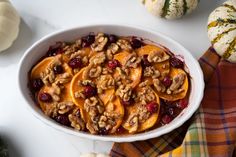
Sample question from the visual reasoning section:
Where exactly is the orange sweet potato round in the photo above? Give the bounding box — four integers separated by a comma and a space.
156, 68, 189, 101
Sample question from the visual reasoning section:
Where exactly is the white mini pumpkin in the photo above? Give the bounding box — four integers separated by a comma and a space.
142, 0, 199, 19
208, 0, 236, 63
0, 0, 20, 52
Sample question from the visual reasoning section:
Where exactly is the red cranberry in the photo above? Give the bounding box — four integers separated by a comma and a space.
47, 42, 63, 56
130, 38, 143, 49
161, 114, 173, 124
170, 57, 184, 68
31, 78, 44, 91
53, 65, 64, 74
116, 126, 125, 134
107, 59, 120, 70
39, 92, 52, 102
108, 34, 118, 43
162, 76, 172, 87
82, 34, 95, 47
98, 127, 109, 135
141, 55, 151, 67
83, 85, 97, 98
146, 102, 158, 113
54, 115, 70, 126
176, 99, 188, 109
68, 58, 83, 69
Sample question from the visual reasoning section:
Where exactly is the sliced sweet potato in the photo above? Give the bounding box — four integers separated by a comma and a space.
62, 47, 95, 62
70, 68, 115, 108
137, 45, 170, 76
156, 68, 189, 101
122, 87, 160, 133
31, 57, 55, 79
106, 96, 124, 134
113, 51, 142, 88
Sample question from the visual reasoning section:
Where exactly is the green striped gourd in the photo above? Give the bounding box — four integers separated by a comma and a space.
142, 0, 199, 19
208, 0, 236, 63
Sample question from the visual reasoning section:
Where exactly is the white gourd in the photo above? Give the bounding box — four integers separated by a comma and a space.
0, 0, 20, 52
142, 0, 199, 19
208, 0, 236, 63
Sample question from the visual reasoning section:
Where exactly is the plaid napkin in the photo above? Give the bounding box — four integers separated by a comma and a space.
110, 47, 236, 157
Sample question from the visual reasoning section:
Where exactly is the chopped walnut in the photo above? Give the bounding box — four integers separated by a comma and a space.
125, 53, 141, 68
97, 74, 115, 91
147, 50, 170, 63
57, 101, 74, 114
89, 52, 106, 65
167, 73, 185, 94
106, 43, 119, 60
78, 79, 95, 87
64, 39, 81, 55
137, 85, 156, 105
86, 122, 99, 134
40, 67, 55, 85
137, 104, 150, 123
143, 66, 160, 78
83, 65, 102, 79
116, 84, 132, 102
55, 72, 72, 84
44, 102, 58, 117
69, 108, 85, 131
91, 33, 108, 52
40, 56, 63, 85
126, 114, 138, 133
74, 90, 85, 99
153, 78, 166, 93
117, 39, 132, 51
84, 97, 105, 121
48, 83, 62, 102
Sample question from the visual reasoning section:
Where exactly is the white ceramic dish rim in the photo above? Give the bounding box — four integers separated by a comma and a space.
18, 24, 204, 142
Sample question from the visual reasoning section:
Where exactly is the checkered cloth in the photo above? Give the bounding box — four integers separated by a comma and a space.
110, 48, 236, 157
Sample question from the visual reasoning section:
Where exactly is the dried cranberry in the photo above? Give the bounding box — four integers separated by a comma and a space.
108, 34, 118, 43
82, 34, 95, 47
107, 59, 120, 70
54, 115, 70, 126
47, 42, 63, 56
146, 102, 158, 113
116, 126, 125, 134
141, 55, 151, 67
170, 57, 184, 68
162, 76, 172, 87
130, 38, 143, 49
53, 65, 64, 74
39, 92, 52, 102
98, 127, 109, 135
161, 114, 173, 124
83, 85, 97, 98
31, 78, 44, 91
68, 58, 83, 69
176, 99, 188, 109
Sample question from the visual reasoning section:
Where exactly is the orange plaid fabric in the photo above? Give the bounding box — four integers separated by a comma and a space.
110, 48, 236, 157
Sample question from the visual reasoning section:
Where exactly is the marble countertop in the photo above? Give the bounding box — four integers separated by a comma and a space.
0, 0, 224, 156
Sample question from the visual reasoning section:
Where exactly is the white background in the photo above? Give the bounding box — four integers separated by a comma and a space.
0, 0, 225, 156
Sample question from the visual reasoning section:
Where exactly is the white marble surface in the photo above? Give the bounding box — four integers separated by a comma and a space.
0, 0, 224, 156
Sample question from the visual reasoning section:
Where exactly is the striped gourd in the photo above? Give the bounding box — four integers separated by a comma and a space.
142, 0, 199, 19
208, 0, 236, 63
